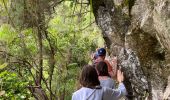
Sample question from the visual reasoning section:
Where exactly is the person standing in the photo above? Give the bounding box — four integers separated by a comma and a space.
72, 65, 126, 100
94, 48, 117, 79
96, 61, 115, 89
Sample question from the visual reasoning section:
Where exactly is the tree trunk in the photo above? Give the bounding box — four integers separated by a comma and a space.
91, 0, 170, 99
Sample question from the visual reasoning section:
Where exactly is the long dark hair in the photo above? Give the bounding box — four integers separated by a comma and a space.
96, 61, 110, 77
79, 65, 100, 88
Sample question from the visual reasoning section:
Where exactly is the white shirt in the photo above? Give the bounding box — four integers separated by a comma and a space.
72, 83, 127, 100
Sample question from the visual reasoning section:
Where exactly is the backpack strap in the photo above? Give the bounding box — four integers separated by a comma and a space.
86, 86, 102, 100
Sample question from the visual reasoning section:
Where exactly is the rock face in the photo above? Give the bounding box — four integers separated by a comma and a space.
92, 0, 170, 99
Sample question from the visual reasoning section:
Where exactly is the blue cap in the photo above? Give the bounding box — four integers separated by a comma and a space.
97, 48, 106, 56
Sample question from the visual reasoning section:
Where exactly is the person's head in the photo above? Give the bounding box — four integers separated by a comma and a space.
79, 65, 100, 88
97, 48, 106, 59
96, 61, 110, 77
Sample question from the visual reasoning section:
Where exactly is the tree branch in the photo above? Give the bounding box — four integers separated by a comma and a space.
2, 0, 16, 28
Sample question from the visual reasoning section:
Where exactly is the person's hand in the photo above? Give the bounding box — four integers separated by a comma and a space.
117, 69, 124, 83
108, 56, 117, 79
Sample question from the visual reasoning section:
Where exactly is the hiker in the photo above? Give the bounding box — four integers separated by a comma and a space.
96, 61, 115, 89
93, 48, 117, 78
72, 65, 126, 100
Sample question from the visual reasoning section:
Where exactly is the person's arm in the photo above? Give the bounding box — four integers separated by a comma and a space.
105, 60, 116, 79
103, 70, 127, 99
114, 82, 127, 98
114, 69, 127, 98
103, 83, 127, 100
105, 60, 113, 72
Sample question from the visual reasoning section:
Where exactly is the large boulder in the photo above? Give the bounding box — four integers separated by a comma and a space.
92, 0, 170, 99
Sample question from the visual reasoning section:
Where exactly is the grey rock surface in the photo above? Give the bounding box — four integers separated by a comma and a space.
92, 0, 170, 99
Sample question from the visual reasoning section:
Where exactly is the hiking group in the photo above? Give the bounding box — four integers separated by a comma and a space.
72, 48, 127, 100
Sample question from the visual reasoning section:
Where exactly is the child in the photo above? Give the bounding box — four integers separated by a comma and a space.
96, 61, 115, 89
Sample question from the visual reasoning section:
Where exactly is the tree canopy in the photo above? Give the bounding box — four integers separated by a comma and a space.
0, 0, 104, 99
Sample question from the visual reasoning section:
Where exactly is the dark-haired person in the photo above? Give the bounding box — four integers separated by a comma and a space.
94, 48, 117, 78
72, 65, 126, 100
96, 61, 115, 89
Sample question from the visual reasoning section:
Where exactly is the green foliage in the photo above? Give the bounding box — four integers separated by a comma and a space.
0, 63, 8, 69
46, 2, 103, 99
0, 0, 104, 99
0, 0, 8, 16
54, 63, 80, 100
0, 70, 31, 99
0, 24, 17, 44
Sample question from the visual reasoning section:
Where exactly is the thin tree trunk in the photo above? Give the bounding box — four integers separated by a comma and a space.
44, 30, 56, 100
29, 0, 49, 99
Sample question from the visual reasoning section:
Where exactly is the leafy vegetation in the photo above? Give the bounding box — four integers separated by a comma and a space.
0, 70, 30, 99
0, 0, 104, 99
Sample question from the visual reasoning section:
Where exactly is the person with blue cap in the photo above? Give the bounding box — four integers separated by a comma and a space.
93, 48, 117, 79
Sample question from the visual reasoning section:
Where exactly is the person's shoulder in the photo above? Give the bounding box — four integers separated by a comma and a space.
104, 60, 112, 69
72, 90, 79, 96
104, 60, 109, 63
72, 90, 78, 100
104, 60, 111, 65
72, 88, 84, 99
73, 88, 83, 95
